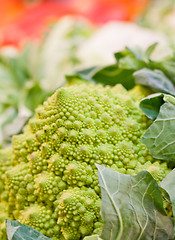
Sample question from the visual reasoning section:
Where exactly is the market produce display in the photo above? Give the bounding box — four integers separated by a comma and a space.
1, 1, 175, 240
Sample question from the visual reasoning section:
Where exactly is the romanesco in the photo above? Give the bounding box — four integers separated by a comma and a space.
0, 82, 172, 240
0, 202, 8, 240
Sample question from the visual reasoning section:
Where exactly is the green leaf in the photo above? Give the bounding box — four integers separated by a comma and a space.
67, 44, 171, 91
164, 94, 175, 105
6, 219, 52, 240
114, 47, 147, 70
66, 66, 97, 82
155, 59, 175, 86
114, 51, 126, 63
118, 55, 146, 70
160, 169, 175, 226
134, 68, 175, 96
141, 96, 175, 163
96, 164, 174, 240
126, 46, 146, 61
139, 93, 165, 120
25, 83, 49, 111
118, 44, 157, 63
145, 42, 158, 59
92, 65, 135, 89
67, 64, 135, 90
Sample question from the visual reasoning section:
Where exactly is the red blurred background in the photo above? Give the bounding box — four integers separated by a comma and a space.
0, 0, 150, 47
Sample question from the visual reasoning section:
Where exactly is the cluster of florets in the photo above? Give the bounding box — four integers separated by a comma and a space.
0, 82, 171, 240
56, 187, 102, 240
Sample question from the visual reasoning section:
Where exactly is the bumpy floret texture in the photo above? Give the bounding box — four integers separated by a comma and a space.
0, 148, 12, 202
56, 187, 101, 240
18, 204, 61, 240
0, 82, 171, 239
0, 202, 8, 240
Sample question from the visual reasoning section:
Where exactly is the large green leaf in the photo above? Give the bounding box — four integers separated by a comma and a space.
66, 64, 135, 90
154, 58, 175, 85
139, 93, 164, 120
134, 68, 175, 96
160, 169, 175, 226
6, 219, 52, 240
96, 164, 174, 240
91, 65, 135, 89
141, 96, 175, 163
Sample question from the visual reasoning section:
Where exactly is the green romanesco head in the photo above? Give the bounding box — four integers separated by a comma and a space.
0, 81, 172, 240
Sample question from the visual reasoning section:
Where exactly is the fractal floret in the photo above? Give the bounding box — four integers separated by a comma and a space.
0, 81, 171, 240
